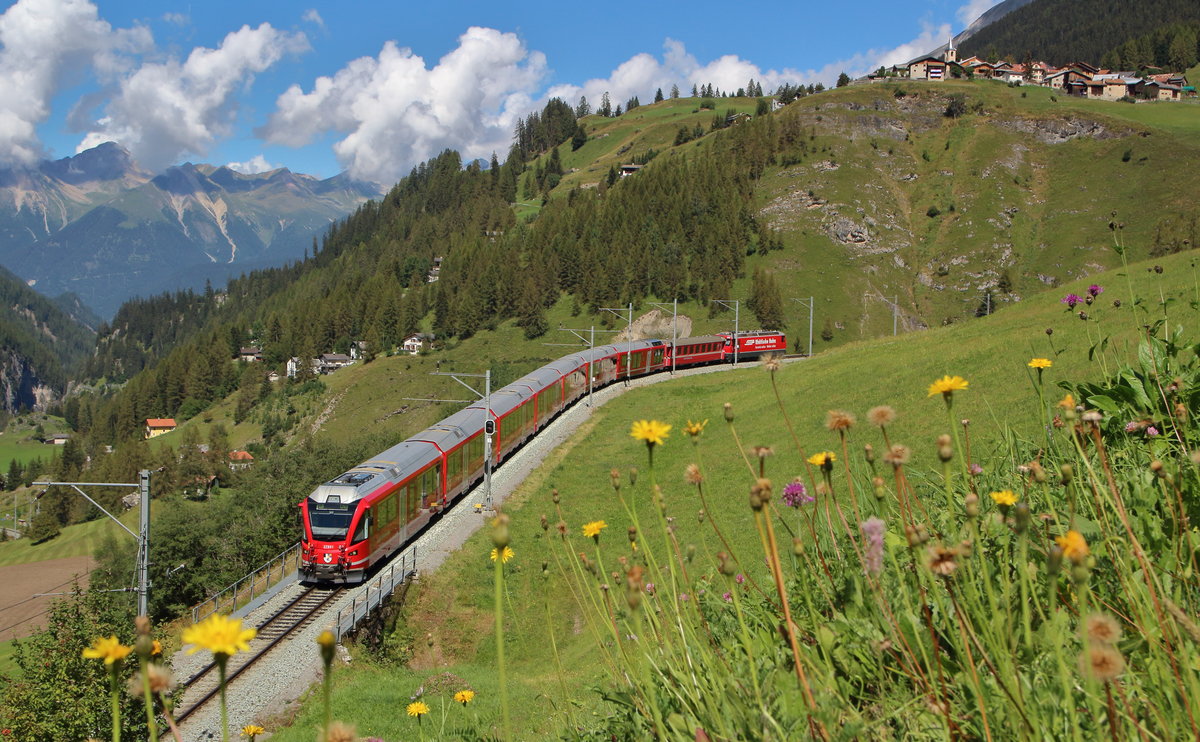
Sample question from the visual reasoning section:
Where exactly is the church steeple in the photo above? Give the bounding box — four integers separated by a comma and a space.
944, 35, 958, 64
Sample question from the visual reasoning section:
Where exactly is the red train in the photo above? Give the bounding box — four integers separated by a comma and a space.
299, 331, 785, 583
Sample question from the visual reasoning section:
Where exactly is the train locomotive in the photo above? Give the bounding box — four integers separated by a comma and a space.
299, 330, 785, 584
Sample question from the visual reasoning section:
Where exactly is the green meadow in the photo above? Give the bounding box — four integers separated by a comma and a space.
266, 244, 1200, 739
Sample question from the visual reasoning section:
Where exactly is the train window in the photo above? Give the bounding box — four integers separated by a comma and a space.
307, 498, 355, 541
352, 510, 370, 542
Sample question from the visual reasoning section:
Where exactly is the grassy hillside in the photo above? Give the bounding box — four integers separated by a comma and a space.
506, 83, 1200, 349
266, 238, 1200, 739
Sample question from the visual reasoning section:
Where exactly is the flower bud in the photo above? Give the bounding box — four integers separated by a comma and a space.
552, 488, 561, 504
540, 514, 548, 531
697, 509, 706, 523
1071, 561, 1090, 586
1048, 545, 1063, 577
749, 490, 763, 511
1150, 460, 1165, 478
938, 444, 954, 462
864, 443, 875, 463
753, 478, 772, 504
1013, 502, 1031, 534
686, 544, 696, 563
793, 538, 804, 557
723, 402, 734, 422
628, 526, 638, 543
964, 492, 979, 519
872, 476, 886, 500
905, 525, 921, 548
1030, 462, 1047, 484
491, 513, 510, 548
1059, 464, 1073, 485
317, 630, 336, 667
629, 468, 638, 487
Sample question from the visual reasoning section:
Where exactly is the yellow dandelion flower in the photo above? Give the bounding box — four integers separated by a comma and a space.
630, 419, 671, 446
150, 639, 162, 656
989, 490, 1018, 507
182, 613, 257, 657
240, 724, 266, 738
807, 451, 836, 467
490, 546, 514, 563
582, 520, 608, 539
927, 375, 969, 398
82, 636, 133, 665
1056, 530, 1089, 563
1028, 358, 1052, 369
454, 689, 476, 706
683, 419, 708, 437
1057, 393, 1076, 409
407, 700, 430, 717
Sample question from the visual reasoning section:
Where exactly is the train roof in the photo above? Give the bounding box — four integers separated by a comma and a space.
309, 441, 440, 505
510, 365, 565, 392
470, 385, 532, 417
675, 334, 727, 345
411, 406, 486, 450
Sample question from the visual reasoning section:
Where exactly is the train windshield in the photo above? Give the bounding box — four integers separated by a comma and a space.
307, 499, 356, 541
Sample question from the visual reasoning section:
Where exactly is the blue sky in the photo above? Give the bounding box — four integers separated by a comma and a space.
2, 0, 1001, 185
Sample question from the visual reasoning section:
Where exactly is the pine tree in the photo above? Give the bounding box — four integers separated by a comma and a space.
575, 95, 590, 118
654, 88, 664, 103
598, 92, 612, 117
670, 83, 680, 99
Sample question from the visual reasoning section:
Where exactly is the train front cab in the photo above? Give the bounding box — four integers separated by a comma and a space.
301, 471, 379, 585
301, 444, 441, 584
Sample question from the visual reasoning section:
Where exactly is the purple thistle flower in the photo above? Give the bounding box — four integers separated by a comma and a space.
735, 573, 745, 585
782, 481, 814, 507
968, 463, 983, 476
1146, 426, 1159, 437
644, 582, 655, 595
1061, 293, 1083, 309
860, 517, 886, 577
1124, 421, 1139, 433
1088, 284, 1103, 297
680, 593, 689, 602
722, 591, 732, 602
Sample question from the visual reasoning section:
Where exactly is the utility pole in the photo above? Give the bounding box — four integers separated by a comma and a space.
600, 303, 634, 383
648, 299, 678, 374
792, 297, 814, 357
406, 370, 494, 508
33, 471, 151, 617
710, 299, 740, 365
557, 326, 619, 406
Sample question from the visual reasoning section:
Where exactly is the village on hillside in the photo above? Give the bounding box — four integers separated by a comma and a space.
871, 38, 1194, 102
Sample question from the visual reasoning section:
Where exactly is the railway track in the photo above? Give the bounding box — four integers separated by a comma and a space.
175, 585, 341, 725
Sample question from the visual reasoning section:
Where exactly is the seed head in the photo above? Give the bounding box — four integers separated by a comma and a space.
867, 405, 896, 427
825, 409, 855, 432
884, 444, 911, 467
1079, 644, 1125, 682
1085, 613, 1123, 645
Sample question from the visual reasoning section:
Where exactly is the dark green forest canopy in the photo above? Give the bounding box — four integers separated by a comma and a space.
962, 0, 1200, 69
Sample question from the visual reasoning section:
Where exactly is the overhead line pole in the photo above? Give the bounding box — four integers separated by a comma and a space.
710, 299, 740, 365
648, 299, 678, 375
416, 370, 495, 509
33, 471, 150, 617
791, 297, 814, 357
599, 303, 634, 384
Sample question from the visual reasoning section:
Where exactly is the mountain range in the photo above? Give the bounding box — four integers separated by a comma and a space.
0, 143, 382, 318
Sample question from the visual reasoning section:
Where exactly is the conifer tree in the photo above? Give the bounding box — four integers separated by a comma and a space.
654, 87, 664, 102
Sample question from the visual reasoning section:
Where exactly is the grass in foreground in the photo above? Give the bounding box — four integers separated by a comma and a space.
259, 246, 1200, 741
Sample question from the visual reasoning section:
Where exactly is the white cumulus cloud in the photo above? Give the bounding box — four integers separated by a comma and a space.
262, 26, 548, 185
545, 39, 815, 114
0, 0, 150, 167
78, 23, 309, 171
302, 9, 324, 28
226, 154, 280, 174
